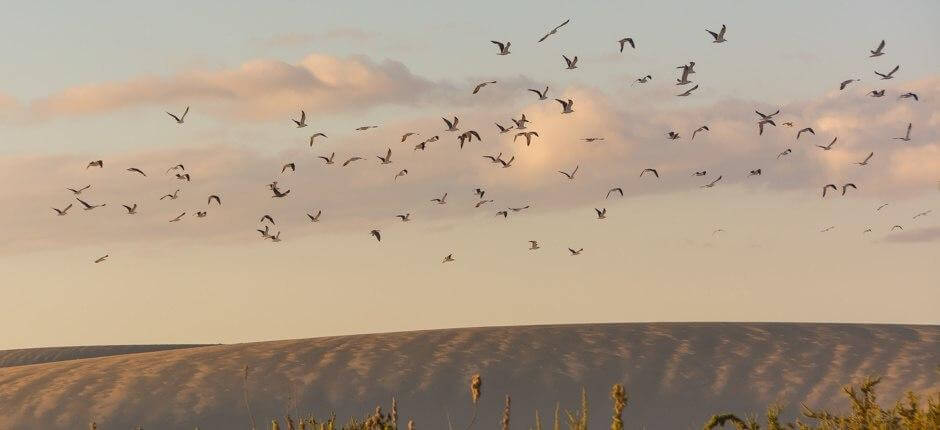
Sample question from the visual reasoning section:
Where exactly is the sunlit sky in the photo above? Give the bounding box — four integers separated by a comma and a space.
1, 1, 938, 349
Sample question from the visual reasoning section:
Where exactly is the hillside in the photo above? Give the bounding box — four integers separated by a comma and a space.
0, 323, 937, 429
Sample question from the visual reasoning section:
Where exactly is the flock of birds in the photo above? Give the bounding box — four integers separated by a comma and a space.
49, 20, 932, 264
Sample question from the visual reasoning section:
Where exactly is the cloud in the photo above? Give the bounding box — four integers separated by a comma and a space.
883, 226, 940, 243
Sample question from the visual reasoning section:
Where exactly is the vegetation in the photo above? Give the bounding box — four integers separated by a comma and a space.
89, 375, 938, 430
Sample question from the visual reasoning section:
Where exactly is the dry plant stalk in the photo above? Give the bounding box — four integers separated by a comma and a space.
502, 395, 511, 430
610, 384, 627, 430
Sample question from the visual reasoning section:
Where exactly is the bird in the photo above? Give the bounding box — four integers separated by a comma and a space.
514, 131, 539, 146
475, 199, 494, 208
863, 228, 872, 234
499, 156, 515, 168
166, 106, 189, 124
400, 132, 417, 142
712, 229, 725, 236
527, 87, 549, 100
874, 65, 899, 80
496, 210, 509, 218
893, 123, 912, 141
558, 165, 579, 180
816, 137, 837, 150
676, 62, 695, 82
706, 24, 727, 43
495, 122, 514, 134
755, 110, 780, 121
667, 131, 681, 140
52, 204, 73, 216
877, 203, 889, 211
869, 89, 886, 97
122, 203, 137, 214
855, 152, 874, 166
511, 114, 530, 130
797, 127, 815, 139
691, 126, 709, 140
562, 55, 578, 69
913, 210, 932, 220
568, 248, 583, 256
270, 186, 290, 198
86, 160, 103, 169
431, 193, 448, 205
166, 163, 185, 173
474, 188, 486, 199
67, 185, 91, 195
891, 225, 903, 231
76, 197, 106, 210
442, 116, 459, 132
839, 79, 859, 90
257, 225, 271, 239
676, 85, 698, 97
175, 173, 191, 182
777, 149, 792, 159
507, 205, 530, 214
538, 19, 570, 43
702, 176, 722, 188
528, 240, 540, 250
758, 119, 776, 136
483, 153, 503, 164
355, 125, 378, 131
491, 40, 511, 55
821, 226, 836, 233
94, 255, 109, 264
472, 81, 497, 94
281, 163, 296, 173
370, 229, 382, 242
195, 211, 207, 218
342, 157, 364, 167
309, 133, 327, 146
377, 148, 393, 164
126, 167, 146, 176
606, 188, 623, 199
822, 184, 838, 197
457, 130, 481, 148
583, 137, 604, 142
555, 98, 574, 113
842, 183, 857, 196
204, 195, 221, 206
396, 213, 411, 222
307, 210, 322, 222
160, 189, 180, 200
260, 215, 276, 225
748, 169, 762, 177
394, 169, 408, 180
618, 37, 635, 52
693, 171, 707, 176
595, 208, 607, 219
169, 212, 186, 222
640, 168, 659, 178
898, 92, 919, 101
442, 254, 455, 263
292, 110, 307, 128
318, 152, 336, 165
870, 40, 886, 57
633, 75, 653, 85
269, 231, 282, 242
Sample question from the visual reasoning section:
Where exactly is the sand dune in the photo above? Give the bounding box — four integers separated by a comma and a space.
0, 344, 212, 368
0, 323, 937, 429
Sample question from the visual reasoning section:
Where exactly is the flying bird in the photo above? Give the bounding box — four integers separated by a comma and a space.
855, 152, 874, 166
208, 195, 221, 205
281, 163, 296, 173
568, 248, 583, 256
67, 185, 91, 195
475, 199, 494, 208
606, 188, 623, 199
842, 183, 857, 196
640, 168, 659, 178
870, 40, 886, 57
309, 133, 327, 146
126, 167, 146, 176
877, 203, 889, 211
257, 225, 271, 239
122, 203, 137, 214
87, 160, 103, 169
514, 131, 539, 146
52, 204, 73, 216
499, 156, 515, 168
595, 208, 607, 219
633, 75, 653, 85
822, 184, 838, 197
370, 229, 382, 242
474, 188, 486, 199
175, 173, 191, 182
874, 65, 899, 80
355, 125, 378, 131
913, 210, 932, 220
538, 19, 570, 43
483, 153, 503, 164
691, 125, 709, 140
400, 132, 417, 142
748, 169, 762, 177
307, 210, 322, 222
821, 226, 836, 233
495, 122, 514, 134
491, 40, 511, 55
292, 110, 307, 128
618, 37, 635, 52
166, 106, 189, 124
839, 79, 859, 90
342, 156, 364, 167
195, 211, 207, 218
898, 92, 919, 101
558, 165, 579, 180
442, 254, 455, 263
166, 164, 185, 173
528, 240, 540, 250
891, 225, 903, 231
816, 137, 837, 150
431, 193, 448, 205
706, 24, 727, 43
457, 130, 481, 148
442, 116, 459, 131
318, 152, 336, 165
472, 81, 497, 94
377, 148, 393, 164
796, 127, 815, 139
693, 171, 707, 176
94, 255, 109, 264
892, 123, 912, 141
562, 55, 578, 69
270, 186, 291, 198
555, 98, 574, 113
667, 131, 681, 140
269, 231, 282, 242
160, 189, 180, 200
496, 210, 509, 219
260, 215, 276, 225
758, 119, 776, 135
394, 169, 408, 180
396, 213, 411, 222
869, 89, 886, 97
702, 176, 722, 188
583, 137, 604, 142
777, 149, 792, 159
511, 114, 530, 130
509, 205, 530, 213
755, 110, 780, 121
527, 87, 549, 100
169, 212, 186, 222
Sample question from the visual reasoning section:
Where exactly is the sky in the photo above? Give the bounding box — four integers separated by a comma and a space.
0, 0, 938, 350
